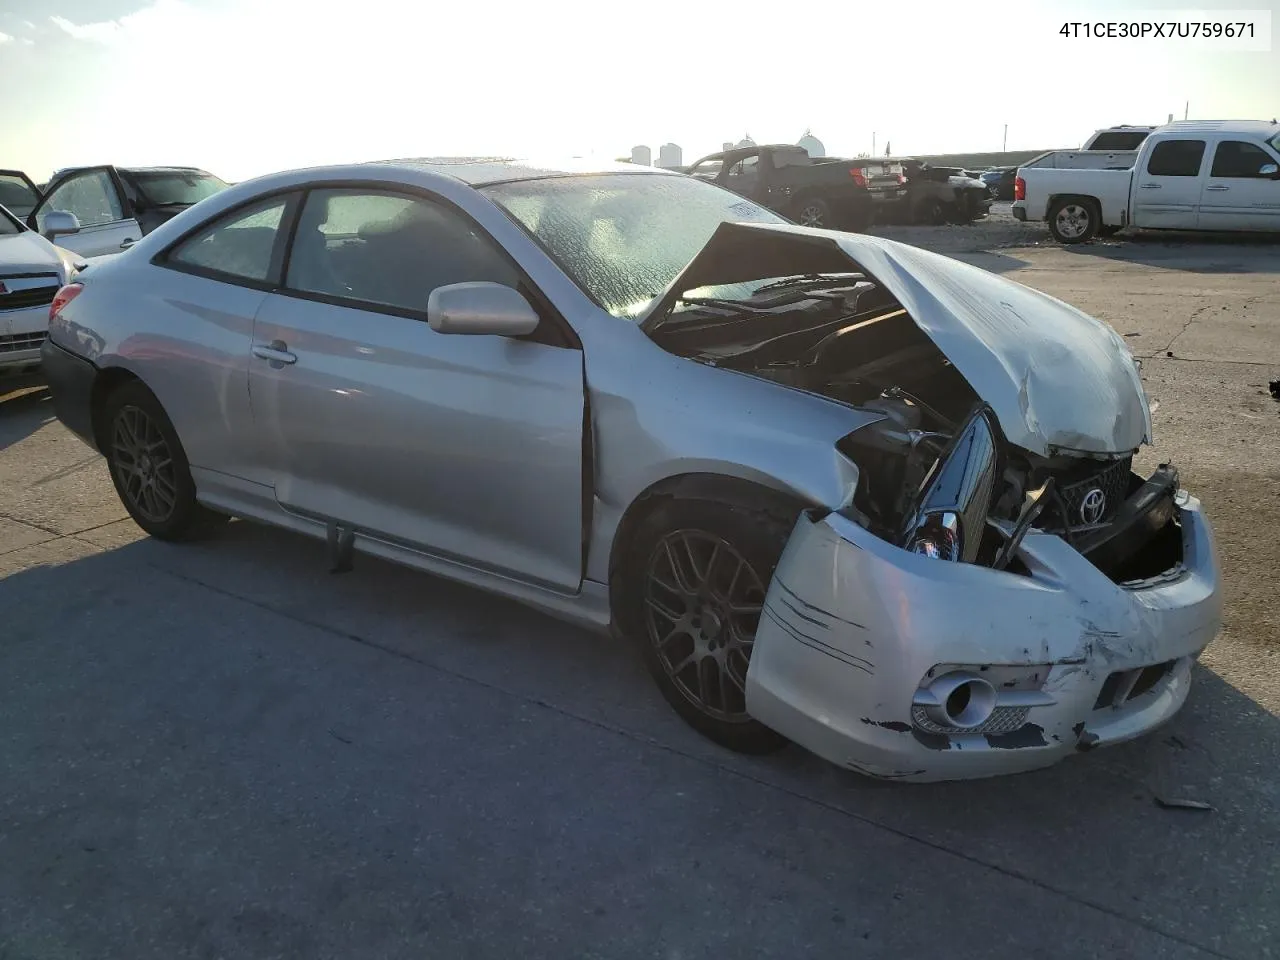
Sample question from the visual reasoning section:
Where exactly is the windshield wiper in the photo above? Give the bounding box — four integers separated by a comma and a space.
753, 272, 866, 294
675, 295, 774, 315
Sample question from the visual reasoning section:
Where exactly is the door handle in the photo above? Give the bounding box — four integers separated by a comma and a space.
252, 340, 297, 365
119, 237, 137, 249
1139, 183, 1162, 189
1204, 184, 1229, 191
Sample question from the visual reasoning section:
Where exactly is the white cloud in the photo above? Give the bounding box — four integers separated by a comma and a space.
50, 0, 200, 44
0, 31, 12, 44
22, 20, 37, 29
21, 38, 35, 45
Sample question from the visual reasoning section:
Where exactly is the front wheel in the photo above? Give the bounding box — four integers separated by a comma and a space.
1047, 198, 1100, 243
619, 498, 794, 754
102, 381, 226, 540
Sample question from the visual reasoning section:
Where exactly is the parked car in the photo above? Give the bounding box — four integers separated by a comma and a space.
26, 165, 228, 258
1014, 120, 1280, 242
980, 166, 1018, 200
0, 202, 83, 375
895, 159, 993, 224
686, 144, 905, 229
41, 158, 1222, 782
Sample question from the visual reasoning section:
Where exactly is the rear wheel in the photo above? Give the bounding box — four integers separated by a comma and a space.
102, 381, 226, 540
619, 497, 795, 754
1047, 198, 1100, 243
795, 197, 833, 229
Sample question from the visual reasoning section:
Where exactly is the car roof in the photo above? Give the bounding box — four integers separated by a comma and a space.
1153, 120, 1280, 138
372, 156, 676, 186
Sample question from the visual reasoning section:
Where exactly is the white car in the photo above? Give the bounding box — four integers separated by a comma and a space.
0, 203, 82, 374
1014, 120, 1280, 242
42, 158, 1222, 781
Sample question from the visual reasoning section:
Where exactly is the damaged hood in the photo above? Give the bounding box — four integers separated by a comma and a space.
644, 222, 1152, 458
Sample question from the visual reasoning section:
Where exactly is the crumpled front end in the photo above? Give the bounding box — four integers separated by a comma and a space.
744, 494, 1222, 782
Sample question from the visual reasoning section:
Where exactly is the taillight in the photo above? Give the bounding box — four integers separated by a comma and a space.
49, 283, 84, 323
1014, 176, 1026, 201
850, 169, 868, 188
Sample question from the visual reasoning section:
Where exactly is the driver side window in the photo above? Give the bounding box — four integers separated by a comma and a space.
1210, 141, 1278, 179
284, 189, 520, 316
41, 171, 124, 229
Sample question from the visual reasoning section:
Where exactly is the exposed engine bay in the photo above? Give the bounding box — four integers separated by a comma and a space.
649, 269, 1183, 585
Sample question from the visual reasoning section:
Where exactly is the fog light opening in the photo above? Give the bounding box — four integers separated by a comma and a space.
923, 673, 998, 730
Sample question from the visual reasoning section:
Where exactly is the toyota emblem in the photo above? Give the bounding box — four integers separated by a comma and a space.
1079, 488, 1107, 525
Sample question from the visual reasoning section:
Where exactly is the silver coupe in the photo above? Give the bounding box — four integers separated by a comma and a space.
41, 158, 1223, 781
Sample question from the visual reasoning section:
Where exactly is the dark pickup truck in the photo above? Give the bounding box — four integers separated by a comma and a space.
685, 145, 906, 230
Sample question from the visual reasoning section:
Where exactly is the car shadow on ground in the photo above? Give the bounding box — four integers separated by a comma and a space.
1062, 231, 1280, 274
2, 517, 1276, 955
0, 379, 53, 451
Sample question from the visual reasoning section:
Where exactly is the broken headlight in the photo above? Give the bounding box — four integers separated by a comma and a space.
900, 405, 1002, 563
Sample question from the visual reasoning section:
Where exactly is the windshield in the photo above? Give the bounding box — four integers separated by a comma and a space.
126, 170, 228, 206
481, 173, 786, 318
0, 173, 41, 219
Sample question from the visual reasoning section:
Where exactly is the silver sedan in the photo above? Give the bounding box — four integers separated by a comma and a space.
41, 158, 1223, 781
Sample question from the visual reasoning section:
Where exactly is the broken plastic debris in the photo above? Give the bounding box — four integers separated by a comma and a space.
1154, 796, 1213, 812
1268, 379, 1279, 400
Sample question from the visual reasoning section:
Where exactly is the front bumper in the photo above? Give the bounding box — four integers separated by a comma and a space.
0, 303, 49, 371
40, 339, 99, 450
744, 495, 1222, 782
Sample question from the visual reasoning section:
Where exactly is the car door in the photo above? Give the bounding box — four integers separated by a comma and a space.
723, 154, 764, 202
28, 167, 141, 257
1198, 139, 1280, 231
0, 170, 44, 220
1131, 139, 1207, 229
248, 187, 585, 592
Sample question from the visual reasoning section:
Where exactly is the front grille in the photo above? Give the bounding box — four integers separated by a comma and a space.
0, 331, 46, 354
0, 284, 59, 311
1093, 659, 1178, 710
1058, 456, 1132, 528
911, 704, 1030, 736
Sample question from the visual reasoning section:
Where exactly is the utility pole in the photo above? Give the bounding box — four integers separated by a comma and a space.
1003, 124, 1008, 152
872, 132, 876, 156
1184, 101, 1189, 120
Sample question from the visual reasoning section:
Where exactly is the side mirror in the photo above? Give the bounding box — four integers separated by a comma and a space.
42, 210, 81, 241
427, 281, 540, 337
1261, 162, 1280, 178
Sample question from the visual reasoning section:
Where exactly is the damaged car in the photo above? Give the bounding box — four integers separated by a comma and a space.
39, 159, 1222, 782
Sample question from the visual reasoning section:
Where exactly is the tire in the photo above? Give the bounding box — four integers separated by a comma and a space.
618, 496, 796, 754
794, 196, 833, 229
1047, 198, 1100, 244
1098, 225, 1122, 238
101, 380, 227, 540
916, 197, 947, 226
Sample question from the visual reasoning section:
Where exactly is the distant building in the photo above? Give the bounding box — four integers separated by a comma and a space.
797, 131, 825, 157
736, 134, 756, 148
657, 143, 683, 168
630, 145, 652, 166
722, 142, 734, 152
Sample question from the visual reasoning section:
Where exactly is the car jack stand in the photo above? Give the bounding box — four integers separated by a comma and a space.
327, 520, 355, 574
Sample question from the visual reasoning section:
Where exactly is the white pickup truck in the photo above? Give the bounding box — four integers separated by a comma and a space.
1013, 120, 1280, 243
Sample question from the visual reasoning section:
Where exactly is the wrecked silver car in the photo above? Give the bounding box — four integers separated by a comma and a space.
40, 160, 1222, 782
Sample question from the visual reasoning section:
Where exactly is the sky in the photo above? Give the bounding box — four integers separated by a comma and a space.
1, 0, 1276, 184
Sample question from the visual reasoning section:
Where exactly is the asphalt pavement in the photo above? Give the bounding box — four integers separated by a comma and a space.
1, 226, 1278, 960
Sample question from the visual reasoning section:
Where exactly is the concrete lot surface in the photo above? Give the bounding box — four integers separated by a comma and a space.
1, 223, 1278, 959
